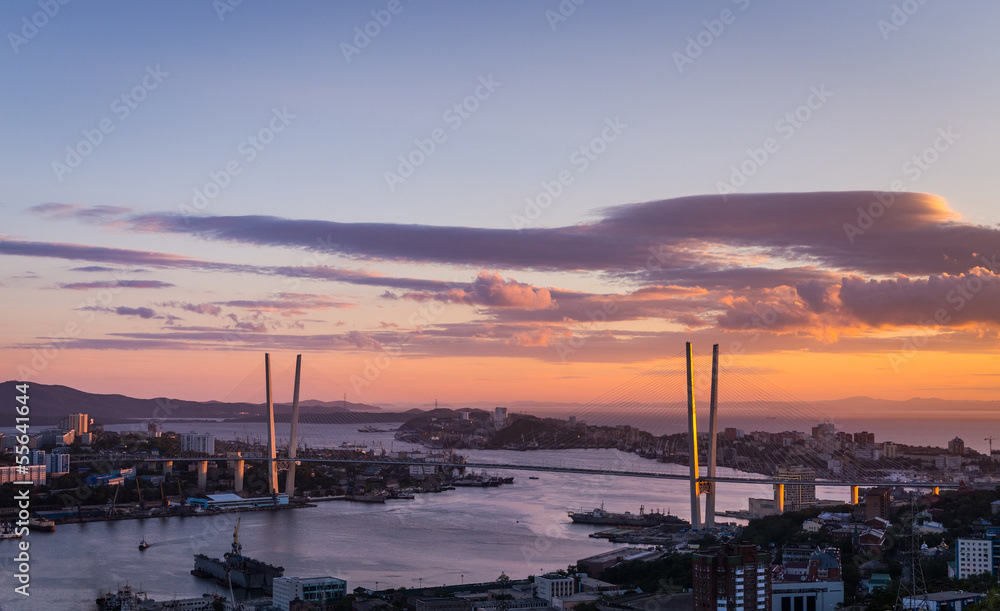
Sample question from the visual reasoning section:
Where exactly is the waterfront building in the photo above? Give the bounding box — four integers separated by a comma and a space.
693, 543, 771, 611
187, 493, 288, 510
273, 576, 347, 611
535, 573, 575, 602
776, 466, 817, 510
576, 548, 662, 575
181, 433, 216, 455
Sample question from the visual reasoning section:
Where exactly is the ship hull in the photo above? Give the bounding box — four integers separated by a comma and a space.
192, 554, 283, 591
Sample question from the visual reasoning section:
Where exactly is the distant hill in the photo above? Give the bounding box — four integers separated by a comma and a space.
0, 381, 398, 426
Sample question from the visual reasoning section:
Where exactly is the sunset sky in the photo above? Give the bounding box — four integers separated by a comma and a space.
2, 2, 999, 406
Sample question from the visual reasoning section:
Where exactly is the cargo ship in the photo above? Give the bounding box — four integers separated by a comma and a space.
568, 503, 689, 529
191, 518, 283, 592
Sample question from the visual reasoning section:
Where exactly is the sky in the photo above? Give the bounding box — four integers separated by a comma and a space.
2, 1, 999, 407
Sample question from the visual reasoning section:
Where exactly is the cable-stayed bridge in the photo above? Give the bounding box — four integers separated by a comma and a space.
84, 346, 961, 531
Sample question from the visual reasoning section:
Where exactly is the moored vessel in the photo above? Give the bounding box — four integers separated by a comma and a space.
568, 502, 689, 530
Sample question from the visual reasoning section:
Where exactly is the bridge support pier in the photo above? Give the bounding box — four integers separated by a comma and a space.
685, 342, 702, 531
234, 460, 244, 492
932, 486, 940, 496
774, 483, 785, 513
162, 460, 173, 476
197, 460, 208, 489
850, 485, 860, 505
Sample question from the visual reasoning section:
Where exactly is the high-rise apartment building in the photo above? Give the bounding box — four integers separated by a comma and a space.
693, 544, 771, 611
776, 466, 817, 510
181, 433, 215, 455
67, 413, 89, 436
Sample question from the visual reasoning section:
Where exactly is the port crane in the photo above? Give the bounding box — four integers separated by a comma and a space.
107, 484, 120, 517
987, 437, 999, 455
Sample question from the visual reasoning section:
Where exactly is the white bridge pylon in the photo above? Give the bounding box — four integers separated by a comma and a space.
686, 342, 719, 532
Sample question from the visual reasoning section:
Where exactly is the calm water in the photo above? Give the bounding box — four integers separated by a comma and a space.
0, 422, 902, 609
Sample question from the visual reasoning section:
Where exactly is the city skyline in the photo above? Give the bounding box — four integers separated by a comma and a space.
3, 3, 1000, 406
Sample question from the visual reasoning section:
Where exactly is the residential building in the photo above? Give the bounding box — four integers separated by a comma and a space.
776, 466, 817, 510
948, 437, 965, 456
750, 498, 779, 518
693, 543, 771, 611
28, 449, 45, 466
535, 574, 575, 602
901, 591, 985, 611
39, 429, 75, 447
273, 576, 347, 611
954, 538, 992, 579
811, 423, 835, 439
865, 488, 892, 521
493, 407, 508, 429
0, 465, 46, 485
45, 452, 70, 477
772, 546, 844, 611
853, 431, 875, 445
934, 455, 962, 470
771, 581, 843, 611
181, 433, 215, 455
65, 412, 89, 436
882, 442, 898, 459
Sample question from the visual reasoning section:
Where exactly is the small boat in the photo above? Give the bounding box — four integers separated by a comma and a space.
28, 516, 55, 532
528, 476, 539, 480
139, 537, 150, 550
0, 522, 22, 539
